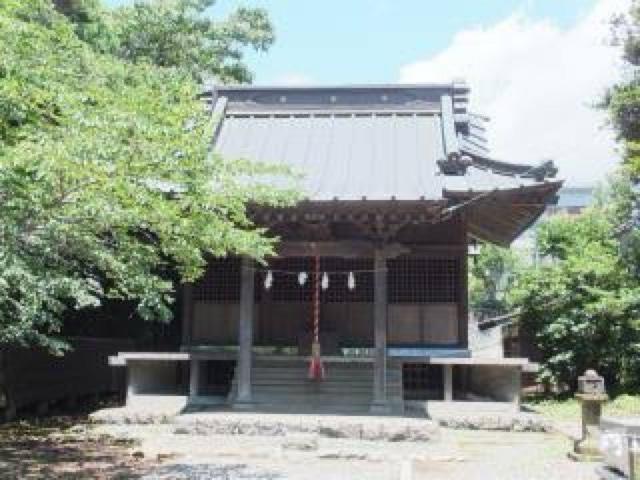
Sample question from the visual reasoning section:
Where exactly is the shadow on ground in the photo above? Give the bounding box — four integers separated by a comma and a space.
140, 463, 284, 480
0, 416, 153, 479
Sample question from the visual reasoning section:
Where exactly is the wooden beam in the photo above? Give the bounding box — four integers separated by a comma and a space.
276, 241, 374, 258
403, 244, 467, 256
275, 241, 411, 259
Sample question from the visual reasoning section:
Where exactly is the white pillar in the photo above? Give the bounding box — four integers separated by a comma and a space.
235, 257, 254, 407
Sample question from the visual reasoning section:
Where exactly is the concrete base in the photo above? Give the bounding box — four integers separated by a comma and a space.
232, 400, 257, 411
369, 402, 392, 414
404, 400, 551, 432
116, 353, 530, 418
174, 410, 439, 441
127, 394, 188, 411
189, 395, 227, 407
601, 416, 640, 478
413, 400, 520, 417
570, 436, 604, 462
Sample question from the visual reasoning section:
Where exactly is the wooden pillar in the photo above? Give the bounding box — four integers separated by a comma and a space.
181, 283, 194, 347
443, 364, 453, 402
235, 257, 254, 407
189, 357, 200, 398
513, 367, 522, 409
459, 219, 470, 349
371, 249, 389, 411
460, 250, 469, 349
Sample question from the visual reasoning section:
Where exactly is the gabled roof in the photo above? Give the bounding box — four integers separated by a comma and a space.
205, 83, 563, 245
207, 83, 559, 202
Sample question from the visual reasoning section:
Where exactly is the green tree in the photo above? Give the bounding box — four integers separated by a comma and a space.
469, 243, 520, 317
608, 0, 640, 176
0, 0, 297, 352
512, 0, 640, 393
54, 0, 275, 83
511, 175, 640, 392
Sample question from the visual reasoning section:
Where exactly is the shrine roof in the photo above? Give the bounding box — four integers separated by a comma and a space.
207, 83, 560, 202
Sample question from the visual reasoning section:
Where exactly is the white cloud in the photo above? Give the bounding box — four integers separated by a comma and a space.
272, 72, 315, 86
399, 0, 629, 187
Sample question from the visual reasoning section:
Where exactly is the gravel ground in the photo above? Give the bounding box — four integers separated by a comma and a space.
96, 423, 600, 480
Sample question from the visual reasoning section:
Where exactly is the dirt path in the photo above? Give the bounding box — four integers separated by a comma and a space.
0, 415, 600, 479
0, 416, 155, 479
98, 423, 599, 480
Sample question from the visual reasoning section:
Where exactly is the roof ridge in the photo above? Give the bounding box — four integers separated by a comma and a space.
207, 82, 468, 93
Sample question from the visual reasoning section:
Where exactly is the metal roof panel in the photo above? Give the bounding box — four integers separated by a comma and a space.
210, 84, 557, 201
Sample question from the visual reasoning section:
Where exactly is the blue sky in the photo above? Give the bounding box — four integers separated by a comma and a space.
103, 0, 628, 186
105, 0, 599, 84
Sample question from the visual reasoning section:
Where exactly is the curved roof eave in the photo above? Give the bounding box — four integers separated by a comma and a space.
443, 180, 564, 246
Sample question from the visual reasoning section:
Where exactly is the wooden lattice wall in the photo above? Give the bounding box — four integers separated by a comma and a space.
193, 256, 460, 304
191, 254, 464, 347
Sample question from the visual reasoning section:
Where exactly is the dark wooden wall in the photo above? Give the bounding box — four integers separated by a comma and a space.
0, 337, 133, 418
189, 215, 469, 349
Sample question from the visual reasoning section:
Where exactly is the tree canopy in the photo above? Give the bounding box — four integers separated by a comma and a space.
469, 243, 520, 317
0, 0, 296, 352
511, 174, 640, 392
53, 0, 274, 83
506, 1, 640, 394
608, 0, 640, 177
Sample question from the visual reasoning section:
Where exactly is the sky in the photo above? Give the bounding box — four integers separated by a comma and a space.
105, 0, 631, 187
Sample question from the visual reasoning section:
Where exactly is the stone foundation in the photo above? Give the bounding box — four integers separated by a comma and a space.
173, 412, 440, 442
91, 407, 440, 442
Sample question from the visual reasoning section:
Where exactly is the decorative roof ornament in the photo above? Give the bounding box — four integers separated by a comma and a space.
264, 270, 273, 291
520, 159, 558, 182
347, 272, 356, 291
437, 153, 473, 176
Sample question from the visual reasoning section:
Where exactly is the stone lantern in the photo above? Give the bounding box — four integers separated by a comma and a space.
570, 369, 608, 461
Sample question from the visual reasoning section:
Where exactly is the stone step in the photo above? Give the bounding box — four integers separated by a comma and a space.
247, 387, 402, 397
237, 381, 402, 391
232, 360, 404, 410
225, 391, 402, 405
249, 378, 402, 383
247, 381, 401, 390
248, 393, 403, 405
174, 412, 436, 439
250, 360, 393, 367
249, 369, 402, 379
238, 380, 401, 389
250, 366, 400, 373
226, 402, 406, 415
249, 362, 397, 370
243, 374, 401, 382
